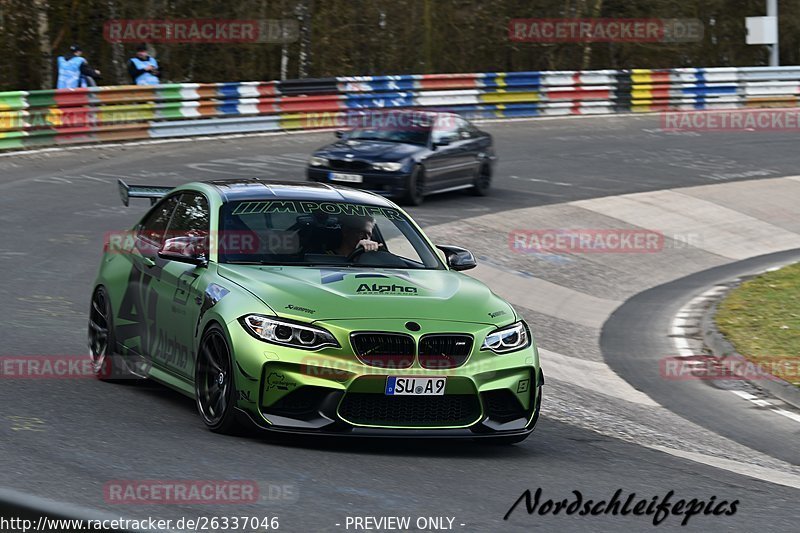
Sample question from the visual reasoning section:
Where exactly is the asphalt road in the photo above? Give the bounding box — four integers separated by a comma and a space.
0, 115, 798, 532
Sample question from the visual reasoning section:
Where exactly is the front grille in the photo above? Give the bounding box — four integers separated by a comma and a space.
418, 334, 473, 369
339, 393, 481, 427
329, 159, 371, 171
351, 333, 415, 369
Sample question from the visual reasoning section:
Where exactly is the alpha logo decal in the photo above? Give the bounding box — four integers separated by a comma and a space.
356, 283, 417, 294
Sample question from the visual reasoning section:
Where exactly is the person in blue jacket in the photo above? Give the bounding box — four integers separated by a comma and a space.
127, 44, 160, 85
56, 45, 101, 88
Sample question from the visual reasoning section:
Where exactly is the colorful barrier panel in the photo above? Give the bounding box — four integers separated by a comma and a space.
2, 66, 800, 150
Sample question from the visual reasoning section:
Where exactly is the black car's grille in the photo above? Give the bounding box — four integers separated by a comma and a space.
351, 333, 415, 368
418, 334, 473, 369
338, 393, 481, 427
329, 159, 371, 171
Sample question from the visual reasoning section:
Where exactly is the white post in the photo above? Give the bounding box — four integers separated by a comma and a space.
767, 0, 779, 66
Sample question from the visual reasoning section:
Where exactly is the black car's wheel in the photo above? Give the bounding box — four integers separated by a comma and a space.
402, 165, 425, 206
196, 324, 239, 434
89, 286, 143, 382
471, 162, 492, 196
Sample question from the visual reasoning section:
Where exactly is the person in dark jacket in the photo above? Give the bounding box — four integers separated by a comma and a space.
127, 44, 160, 85
56, 45, 101, 88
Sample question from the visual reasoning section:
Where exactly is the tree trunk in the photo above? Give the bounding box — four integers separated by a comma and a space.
107, 0, 127, 84
423, 0, 433, 72
581, 0, 604, 70
33, 0, 52, 88
296, 0, 313, 78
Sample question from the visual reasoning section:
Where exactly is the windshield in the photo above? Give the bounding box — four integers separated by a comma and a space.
346, 125, 431, 146
218, 200, 444, 269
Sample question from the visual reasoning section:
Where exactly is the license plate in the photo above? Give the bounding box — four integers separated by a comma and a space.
329, 172, 363, 183
385, 376, 446, 396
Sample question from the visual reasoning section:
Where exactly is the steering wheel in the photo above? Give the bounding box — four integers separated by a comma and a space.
345, 245, 366, 262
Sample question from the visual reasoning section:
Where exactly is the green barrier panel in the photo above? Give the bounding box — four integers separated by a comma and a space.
0, 92, 27, 111
156, 102, 189, 119
22, 128, 58, 147
0, 130, 25, 150
25, 91, 57, 109
155, 85, 185, 102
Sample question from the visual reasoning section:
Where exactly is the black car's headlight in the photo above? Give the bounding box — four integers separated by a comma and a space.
309, 156, 329, 167
371, 162, 403, 172
481, 321, 530, 354
240, 315, 339, 350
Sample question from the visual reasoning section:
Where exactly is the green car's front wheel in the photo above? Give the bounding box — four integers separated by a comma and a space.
88, 287, 113, 378
195, 324, 239, 434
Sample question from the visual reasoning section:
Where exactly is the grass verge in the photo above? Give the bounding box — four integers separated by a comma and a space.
715, 262, 800, 386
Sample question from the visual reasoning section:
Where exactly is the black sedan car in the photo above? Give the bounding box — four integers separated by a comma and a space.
306, 111, 496, 205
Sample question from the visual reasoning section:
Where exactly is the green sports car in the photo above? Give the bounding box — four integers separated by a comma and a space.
89, 178, 543, 442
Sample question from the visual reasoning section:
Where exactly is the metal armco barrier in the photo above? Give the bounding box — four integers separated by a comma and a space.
2, 66, 800, 150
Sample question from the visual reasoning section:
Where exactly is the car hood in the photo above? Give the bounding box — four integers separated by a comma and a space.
316, 140, 421, 161
217, 264, 515, 325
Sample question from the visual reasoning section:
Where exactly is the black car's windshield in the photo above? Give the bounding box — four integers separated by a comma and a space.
218, 200, 444, 269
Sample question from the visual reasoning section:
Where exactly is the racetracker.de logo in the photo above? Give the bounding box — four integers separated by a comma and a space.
0, 355, 95, 379
301, 110, 456, 131
660, 355, 798, 381
509, 18, 703, 43
104, 480, 259, 505
509, 229, 664, 254
661, 109, 800, 132
103, 18, 298, 44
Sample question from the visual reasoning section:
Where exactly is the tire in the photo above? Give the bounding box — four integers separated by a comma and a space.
195, 324, 240, 434
402, 165, 425, 206
89, 286, 144, 382
471, 162, 491, 196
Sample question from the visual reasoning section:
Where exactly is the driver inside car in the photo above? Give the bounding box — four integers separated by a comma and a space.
328, 214, 383, 256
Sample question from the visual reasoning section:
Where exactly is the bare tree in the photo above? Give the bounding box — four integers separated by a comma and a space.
32, 0, 52, 88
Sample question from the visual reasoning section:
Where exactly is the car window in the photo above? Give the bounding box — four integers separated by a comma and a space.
431, 115, 459, 144
168, 192, 210, 235
456, 117, 477, 139
218, 200, 444, 269
137, 195, 179, 246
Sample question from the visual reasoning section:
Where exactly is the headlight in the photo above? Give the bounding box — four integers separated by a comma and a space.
481, 321, 530, 354
371, 161, 404, 172
240, 315, 339, 350
309, 156, 329, 167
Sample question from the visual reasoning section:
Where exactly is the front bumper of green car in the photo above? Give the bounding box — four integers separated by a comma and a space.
228, 317, 543, 438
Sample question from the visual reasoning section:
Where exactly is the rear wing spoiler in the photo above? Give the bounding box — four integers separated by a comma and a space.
118, 179, 174, 206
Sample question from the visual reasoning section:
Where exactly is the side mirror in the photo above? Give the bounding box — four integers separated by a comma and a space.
437, 245, 477, 271
158, 236, 208, 267
434, 136, 452, 147
335, 130, 345, 138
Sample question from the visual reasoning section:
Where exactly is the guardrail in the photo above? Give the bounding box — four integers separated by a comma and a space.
2, 66, 799, 150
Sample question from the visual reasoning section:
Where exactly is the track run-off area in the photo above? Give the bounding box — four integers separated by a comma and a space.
0, 114, 798, 532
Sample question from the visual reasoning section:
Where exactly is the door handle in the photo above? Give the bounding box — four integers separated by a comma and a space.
142, 256, 156, 268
